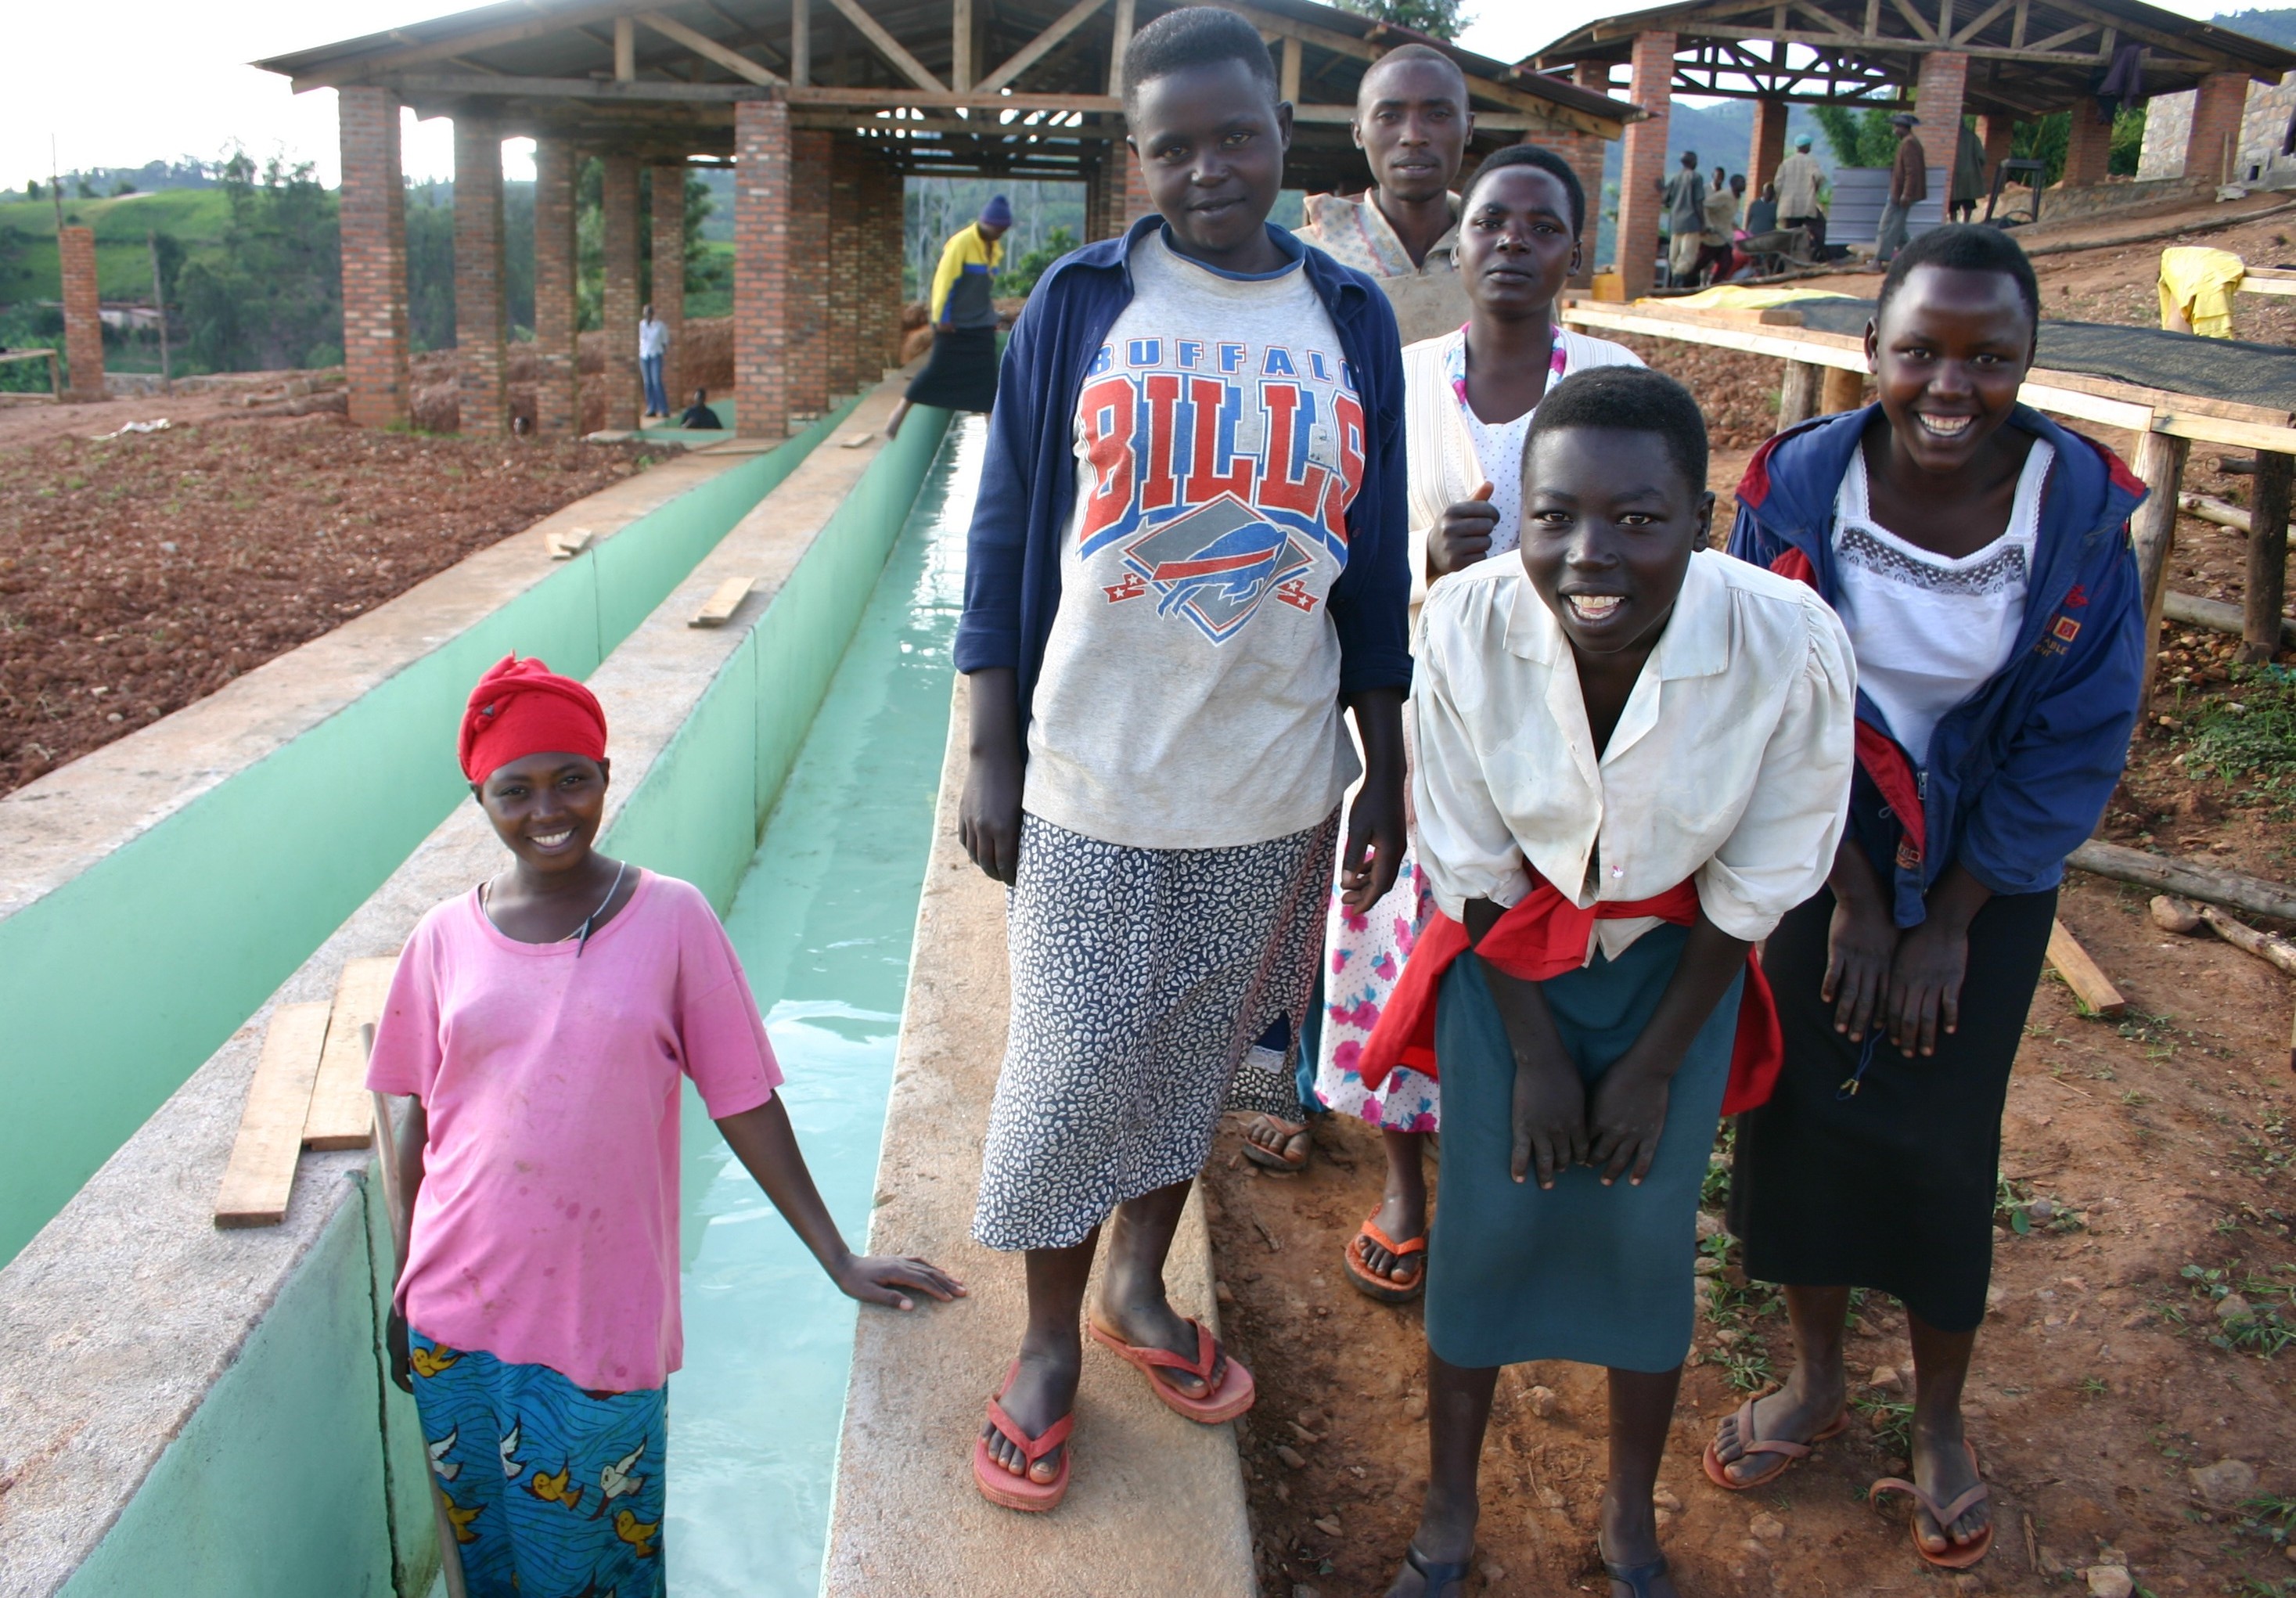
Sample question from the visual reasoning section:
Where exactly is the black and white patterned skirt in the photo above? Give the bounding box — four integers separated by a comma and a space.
971, 808, 1339, 1252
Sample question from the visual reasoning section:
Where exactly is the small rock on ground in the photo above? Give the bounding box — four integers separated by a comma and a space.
2190, 1457, 2257, 1508
2085, 1564, 2135, 1598
1751, 1513, 1786, 1542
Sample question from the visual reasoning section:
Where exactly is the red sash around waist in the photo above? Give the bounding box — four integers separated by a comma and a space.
1355, 875, 1783, 1116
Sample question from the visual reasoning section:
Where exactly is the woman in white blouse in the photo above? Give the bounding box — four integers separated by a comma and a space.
1242, 143, 1642, 1309
1366, 368, 1855, 1598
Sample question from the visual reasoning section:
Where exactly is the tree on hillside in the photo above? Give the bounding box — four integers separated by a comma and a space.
174, 153, 342, 373
1334, 0, 1470, 39
1813, 104, 1902, 167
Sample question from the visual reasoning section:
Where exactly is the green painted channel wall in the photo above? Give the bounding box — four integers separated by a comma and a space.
0, 405, 850, 1269
54, 405, 954, 1598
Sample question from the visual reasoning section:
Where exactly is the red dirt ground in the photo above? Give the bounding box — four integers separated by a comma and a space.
0, 415, 673, 794
1209, 205, 2296, 1598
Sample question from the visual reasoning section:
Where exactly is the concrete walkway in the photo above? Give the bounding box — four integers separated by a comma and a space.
822, 678, 1258, 1598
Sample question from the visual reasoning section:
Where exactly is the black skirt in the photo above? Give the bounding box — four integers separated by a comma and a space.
904, 325, 1000, 413
1728, 884, 2057, 1333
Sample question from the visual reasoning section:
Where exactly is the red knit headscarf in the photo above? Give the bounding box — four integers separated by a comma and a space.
459, 654, 608, 783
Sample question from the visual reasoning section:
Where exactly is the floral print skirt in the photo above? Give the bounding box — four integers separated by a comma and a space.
1311, 833, 1440, 1133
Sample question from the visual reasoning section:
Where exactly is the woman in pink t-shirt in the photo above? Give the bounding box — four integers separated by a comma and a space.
368, 656, 961, 1597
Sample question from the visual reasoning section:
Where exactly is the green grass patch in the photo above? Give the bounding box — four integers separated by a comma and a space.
2175, 664, 2296, 804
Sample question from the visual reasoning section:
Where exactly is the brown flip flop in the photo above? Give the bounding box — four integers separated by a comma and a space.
1087, 1316, 1255, 1423
1344, 1212, 1427, 1303
1240, 1114, 1310, 1172
1700, 1391, 1848, 1491
973, 1362, 1074, 1513
1869, 1441, 1994, 1569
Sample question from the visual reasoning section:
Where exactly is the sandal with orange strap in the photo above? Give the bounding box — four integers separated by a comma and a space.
1700, 1391, 1848, 1491
1343, 1211, 1427, 1304
972, 1362, 1074, 1513
1087, 1315, 1256, 1423
1868, 1441, 1994, 1570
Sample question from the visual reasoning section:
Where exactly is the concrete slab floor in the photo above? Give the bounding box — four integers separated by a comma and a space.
822, 675, 1258, 1598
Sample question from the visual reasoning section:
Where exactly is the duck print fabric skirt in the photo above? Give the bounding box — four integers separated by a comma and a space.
408, 1329, 668, 1598
973, 809, 1339, 1252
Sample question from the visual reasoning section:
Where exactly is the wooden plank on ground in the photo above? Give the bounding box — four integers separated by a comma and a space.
2047, 919, 2126, 1016
689, 574, 756, 628
214, 1002, 332, 1227
545, 527, 594, 560
304, 957, 400, 1150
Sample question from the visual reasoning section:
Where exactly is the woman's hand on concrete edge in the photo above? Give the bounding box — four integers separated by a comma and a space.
833, 1253, 969, 1312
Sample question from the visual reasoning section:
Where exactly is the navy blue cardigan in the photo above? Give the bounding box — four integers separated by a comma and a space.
950, 217, 1413, 726
1729, 404, 2147, 927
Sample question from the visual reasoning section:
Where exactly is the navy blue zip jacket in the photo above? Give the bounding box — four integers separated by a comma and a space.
1728, 403, 2146, 927
951, 216, 1413, 725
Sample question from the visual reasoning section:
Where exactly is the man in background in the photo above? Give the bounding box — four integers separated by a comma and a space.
885, 194, 1012, 439
1876, 111, 1925, 266
1952, 118, 1987, 221
1662, 149, 1706, 287
1775, 132, 1826, 247
1294, 42, 1473, 344
638, 302, 669, 419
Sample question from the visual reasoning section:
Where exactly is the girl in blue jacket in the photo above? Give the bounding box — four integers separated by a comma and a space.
1714, 225, 2145, 1571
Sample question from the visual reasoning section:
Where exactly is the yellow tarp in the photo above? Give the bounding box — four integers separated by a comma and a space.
2158, 246, 2247, 340
1632, 285, 1850, 312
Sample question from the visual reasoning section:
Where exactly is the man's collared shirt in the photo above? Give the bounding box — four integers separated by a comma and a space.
1297, 188, 1469, 345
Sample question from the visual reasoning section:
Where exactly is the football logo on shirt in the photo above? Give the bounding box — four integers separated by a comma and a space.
1076, 336, 1364, 645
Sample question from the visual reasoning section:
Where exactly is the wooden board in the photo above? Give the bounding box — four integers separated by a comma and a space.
214, 1002, 333, 1227
689, 574, 756, 628
544, 527, 594, 560
304, 956, 400, 1149
2047, 919, 2128, 1017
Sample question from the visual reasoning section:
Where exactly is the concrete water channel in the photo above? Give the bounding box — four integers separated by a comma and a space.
670, 419, 978, 1596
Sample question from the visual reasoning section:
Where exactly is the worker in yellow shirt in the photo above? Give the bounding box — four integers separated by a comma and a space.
887, 194, 1013, 439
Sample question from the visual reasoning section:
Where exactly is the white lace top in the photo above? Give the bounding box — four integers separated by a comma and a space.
1830, 436, 2053, 763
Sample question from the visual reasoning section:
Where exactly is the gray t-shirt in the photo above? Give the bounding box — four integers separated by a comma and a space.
1023, 229, 1363, 849
1664, 169, 1705, 234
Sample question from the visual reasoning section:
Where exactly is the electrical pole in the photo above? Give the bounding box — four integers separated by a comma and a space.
149, 230, 171, 390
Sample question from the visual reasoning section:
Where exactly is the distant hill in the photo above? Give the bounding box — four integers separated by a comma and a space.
0, 189, 232, 305
2211, 7, 2296, 47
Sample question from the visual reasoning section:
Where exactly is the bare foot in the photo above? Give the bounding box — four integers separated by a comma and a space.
1909, 1423, 1990, 1557
1708, 1368, 1845, 1485
1089, 1284, 1223, 1402
979, 1342, 1078, 1483
1240, 1114, 1309, 1171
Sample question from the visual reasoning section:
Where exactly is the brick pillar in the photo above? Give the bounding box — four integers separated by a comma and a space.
787, 129, 833, 421
650, 164, 687, 412
599, 155, 641, 432
454, 117, 507, 435
338, 88, 409, 428
2061, 98, 2114, 187
1614, 31, 1676, 298
533, 139, 580, 437
1119, 149, 1156, 229
57, 226, 103, 401
735, 94, 792, 441
868, 155, 905, 377
825, 140, 866, 398
1548, 63, 1613, 286
1747, 96, 1790, 203
2186, 70, 2253, 186
1913, 51, 1969, 179
1978, 113, 2016, 202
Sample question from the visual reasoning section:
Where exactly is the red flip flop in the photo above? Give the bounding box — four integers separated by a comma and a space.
1869, 1441, 1994, 1570
1700, 1392, 1848, 1492
1344, 1212, 1427, 1304
1087, 1317, 1255, 1424
972, 1362, 1074, 1513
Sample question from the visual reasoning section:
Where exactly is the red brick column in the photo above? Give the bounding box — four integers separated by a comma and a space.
1549, 63, 1613, 287
787, 129, 833, 422
826, 139, 866, 399
1913, 52, 1968, 178
533, 139, 580, 437
454, 117, 507, 435
1978, 114, 2016, 202
2061, 99, 2115, 188
1118, 149, 1156, 230
1747, 96, 1790, 203
867, 156, 906, 379
600, 154, 642, 432
57, 226, 104, 401
735, 94, 792, 441
650, 164, 687, 412
1083, 162, 1110, 243
2186, 71, 2252, 186
1614, 30, 1676, 297
338, 88, 409, 428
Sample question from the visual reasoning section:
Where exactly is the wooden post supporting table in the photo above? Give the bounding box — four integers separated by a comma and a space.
2131, 426, 2191, 722
1820, 366, 1863, 414
1777, 359, 1823, 431
2245, 452, 2292, 664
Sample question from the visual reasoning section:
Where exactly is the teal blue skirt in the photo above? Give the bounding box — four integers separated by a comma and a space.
1423, 926, 1740, 1373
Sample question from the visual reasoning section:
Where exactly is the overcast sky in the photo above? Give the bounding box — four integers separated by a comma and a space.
4, 0, 2239, 190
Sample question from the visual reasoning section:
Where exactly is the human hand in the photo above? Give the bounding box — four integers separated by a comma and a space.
959, 747, 1024, 884
1339, 781, 1404, 912
1884, 915, 1969, 1058
831, 1252, 969, 1312
1429, 483, 1499, 578
1822, 890, 1898, 1042
1585, 1061, 1672, 1186
387, 1307, 412, 1393
1510, 1051, 1586, 1188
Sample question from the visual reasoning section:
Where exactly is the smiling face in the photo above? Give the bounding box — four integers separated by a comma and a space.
1520, 427, 1712, 660
1457, 164, 1578, 316
1128, 59, 1291, 263
474, 752, 612, 875
1353, 57, 1470, 205
1864, 263, 2035, 474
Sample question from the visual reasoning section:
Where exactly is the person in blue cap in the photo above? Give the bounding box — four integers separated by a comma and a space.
887, 193, 1015, 438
